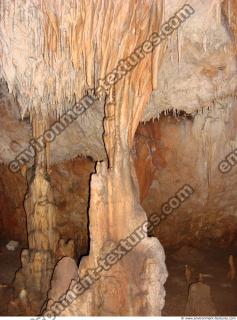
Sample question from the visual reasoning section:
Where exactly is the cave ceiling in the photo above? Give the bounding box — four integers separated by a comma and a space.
0, 0, 236, 165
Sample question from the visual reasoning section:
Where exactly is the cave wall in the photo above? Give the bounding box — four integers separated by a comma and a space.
50, 158, 94, 256
135, 103, 237, 248
0, 166, 27, 242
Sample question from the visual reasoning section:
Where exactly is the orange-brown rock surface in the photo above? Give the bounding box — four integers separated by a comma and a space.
0, 0, 237, 316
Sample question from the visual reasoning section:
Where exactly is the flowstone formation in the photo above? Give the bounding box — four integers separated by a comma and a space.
45, 92, 168, 315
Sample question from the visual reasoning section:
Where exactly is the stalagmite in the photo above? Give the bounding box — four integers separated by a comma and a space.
185, 281, 216, 316
185, 264, 192, 283
227, 255, 236, 281
12, 112, 59, 315
43, 257, 78, 313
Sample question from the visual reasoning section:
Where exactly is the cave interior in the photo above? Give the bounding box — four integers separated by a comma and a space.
0, 0, 237, 317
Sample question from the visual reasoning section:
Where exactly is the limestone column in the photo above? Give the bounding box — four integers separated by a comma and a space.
13, 112, 59, 315
59, 83, 167, 317
42, 0, 168, 316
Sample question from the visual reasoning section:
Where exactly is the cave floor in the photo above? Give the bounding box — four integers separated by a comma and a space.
163, 246, 237, 316
0, 240, 236, 316
0, 239, 22, 315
